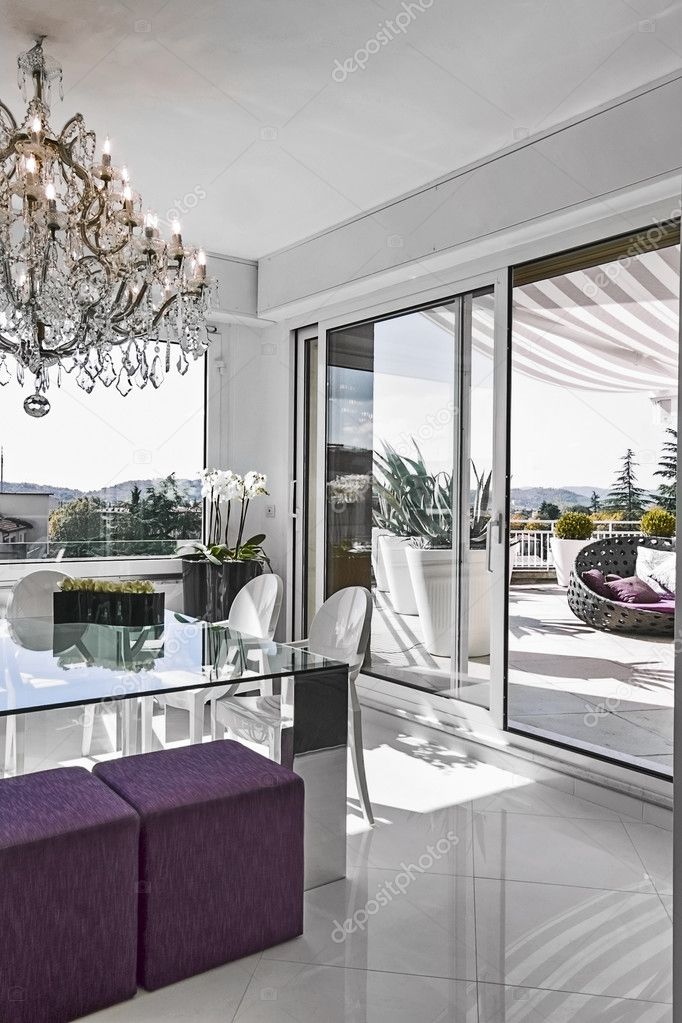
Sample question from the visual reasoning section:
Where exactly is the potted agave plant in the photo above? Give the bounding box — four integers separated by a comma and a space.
176, 468, 270, 621
373, 442, 435, 614
403, 464, 492, 657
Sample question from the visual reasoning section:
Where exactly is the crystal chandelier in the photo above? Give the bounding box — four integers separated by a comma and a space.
0, 38, 214, 417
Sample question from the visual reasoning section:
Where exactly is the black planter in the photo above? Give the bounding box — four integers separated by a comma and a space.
53, 590, 165, 628
181, 559, 263, 622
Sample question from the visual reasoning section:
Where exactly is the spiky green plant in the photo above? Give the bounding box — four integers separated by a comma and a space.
372, 440, 491, 549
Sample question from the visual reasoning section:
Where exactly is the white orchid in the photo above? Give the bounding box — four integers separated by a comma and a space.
243, 471, 268, 499
185, 466, 269, 561
214, 470, 242, 501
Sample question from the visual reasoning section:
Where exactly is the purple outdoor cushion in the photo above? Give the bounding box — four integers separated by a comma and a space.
0, 766, 139, 1023
626, 598, 676, 615
581, 569, 611, 597
94, 740, 304, 991
605, 575, 661, 604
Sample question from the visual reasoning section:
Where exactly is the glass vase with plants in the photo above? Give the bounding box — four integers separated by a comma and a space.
176, 468, 270, 565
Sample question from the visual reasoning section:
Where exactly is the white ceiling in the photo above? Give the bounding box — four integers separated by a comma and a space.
1, 0, 681, 259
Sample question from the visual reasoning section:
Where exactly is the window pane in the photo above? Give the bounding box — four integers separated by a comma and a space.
507, 240, 679, 776
0, 357, 204, 561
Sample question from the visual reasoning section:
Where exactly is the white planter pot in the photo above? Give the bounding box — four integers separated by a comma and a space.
406, 547, 457, 656
550, 536, 592, 587
371, 527, 392, 591
405, 547, 493, 658
379, 535, 418, 614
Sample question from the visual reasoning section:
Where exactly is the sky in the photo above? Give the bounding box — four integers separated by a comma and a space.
329, 307, 673, 494
0, 358, 205, 491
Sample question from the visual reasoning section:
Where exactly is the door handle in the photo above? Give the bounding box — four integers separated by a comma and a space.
486, 514, 501, 574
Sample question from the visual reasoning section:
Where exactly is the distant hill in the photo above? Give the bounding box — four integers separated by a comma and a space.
1, 478, 609, 513
0, 477, 201, 507
510, 486, 609, 510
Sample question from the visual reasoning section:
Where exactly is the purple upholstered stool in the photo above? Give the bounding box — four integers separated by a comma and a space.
94, 740, 305, 991
0, 766, 139, 1023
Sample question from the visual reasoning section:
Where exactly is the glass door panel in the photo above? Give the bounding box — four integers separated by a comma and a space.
323, 287, 500, 710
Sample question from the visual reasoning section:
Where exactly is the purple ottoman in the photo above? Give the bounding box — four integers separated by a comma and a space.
94, 740, 304, 990
0, 766, 139, 1023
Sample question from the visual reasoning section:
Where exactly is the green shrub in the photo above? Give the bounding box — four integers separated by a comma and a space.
524, 520, 551, 531
60, 578, 156, 595
640, 507, 676, 538
554, 512, 594, 540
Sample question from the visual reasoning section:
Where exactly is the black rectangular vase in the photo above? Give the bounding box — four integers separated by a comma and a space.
181, 559, 263, 622
54, 591, 165, 627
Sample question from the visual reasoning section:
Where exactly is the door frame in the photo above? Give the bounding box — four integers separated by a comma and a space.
294, 266, 510, 731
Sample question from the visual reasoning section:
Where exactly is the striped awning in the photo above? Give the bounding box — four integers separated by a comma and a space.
427, 245, 679, 398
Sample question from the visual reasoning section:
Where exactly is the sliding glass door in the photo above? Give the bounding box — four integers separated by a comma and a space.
309, 284, 507, 711
507, 225, 679, 777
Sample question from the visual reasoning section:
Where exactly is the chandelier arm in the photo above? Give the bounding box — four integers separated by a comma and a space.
0, 100, 17, 133
151, 293, 179, 326
111, 279, 149, 322
0, 333, 20, 354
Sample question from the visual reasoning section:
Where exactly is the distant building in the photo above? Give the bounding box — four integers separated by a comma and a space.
0, 492, 52, 559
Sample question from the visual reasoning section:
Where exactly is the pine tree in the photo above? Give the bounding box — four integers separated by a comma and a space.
654, 427, 677, 513
589, 490, 600, 514
604, 449, 650, 519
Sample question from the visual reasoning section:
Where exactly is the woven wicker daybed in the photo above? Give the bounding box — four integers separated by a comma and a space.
567, 535, 675, 637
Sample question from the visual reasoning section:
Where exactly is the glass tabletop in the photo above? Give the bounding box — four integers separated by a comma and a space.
0, 611, 346, 717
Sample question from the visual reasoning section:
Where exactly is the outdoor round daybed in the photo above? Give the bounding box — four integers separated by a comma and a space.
567, 535, 675, 637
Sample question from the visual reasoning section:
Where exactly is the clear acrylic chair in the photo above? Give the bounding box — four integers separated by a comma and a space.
147, 573, 284, 749
213, 586, 374, 824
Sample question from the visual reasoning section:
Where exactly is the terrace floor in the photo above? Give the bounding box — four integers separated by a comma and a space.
367, 582, 673, 775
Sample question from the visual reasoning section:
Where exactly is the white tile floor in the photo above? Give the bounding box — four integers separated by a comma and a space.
77, 707, 672, 1023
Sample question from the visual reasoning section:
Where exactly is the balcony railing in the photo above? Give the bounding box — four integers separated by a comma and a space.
511, 520, 643, 572
0, 539, 200, 563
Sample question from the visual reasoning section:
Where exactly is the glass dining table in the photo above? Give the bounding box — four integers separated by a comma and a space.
0, 610, 350, 889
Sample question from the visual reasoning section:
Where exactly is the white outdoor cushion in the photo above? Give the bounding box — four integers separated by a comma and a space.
635, 547, 676, 595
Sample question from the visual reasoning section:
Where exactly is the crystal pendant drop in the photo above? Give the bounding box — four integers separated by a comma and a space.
116, 368, 132, 397
136, 349, 149, 388
99, 354, 116, 387
0, 359, 10, 386
76, 366, 95, 393
16, 362, 24, 385
150, 355, 164, 389
87, 349, 101, 375
123, 342, 139, 375
177, 352, 189, 375
165, 339, 171, 372
24, 392, 50, 417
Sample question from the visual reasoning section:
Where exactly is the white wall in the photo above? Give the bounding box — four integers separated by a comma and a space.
258, 74, 682, 319
205, 321, 293, 636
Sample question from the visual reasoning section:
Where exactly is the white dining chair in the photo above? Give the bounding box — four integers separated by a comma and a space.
6, 569, 72, 629
213, 586, 375, 824
4, 569, 72, 774
147, 573, 284, 748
